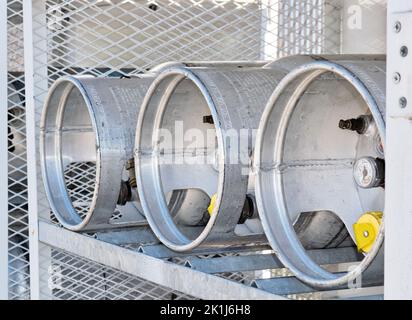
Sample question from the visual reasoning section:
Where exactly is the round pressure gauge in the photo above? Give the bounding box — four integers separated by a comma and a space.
353, 157, 384, 189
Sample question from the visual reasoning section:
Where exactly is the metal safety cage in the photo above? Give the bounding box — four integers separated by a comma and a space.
15, 0, 388, 300
134, 63, 284, 252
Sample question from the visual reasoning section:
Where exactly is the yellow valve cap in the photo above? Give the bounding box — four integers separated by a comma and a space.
353, 211, 383, 253
208, 194, 217, 216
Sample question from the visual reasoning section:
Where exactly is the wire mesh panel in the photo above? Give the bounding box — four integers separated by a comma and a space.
63, 162, 96, 221
7, 0, 30, 300
39, 246, 195, 300
24, 0, 386, 300
272, 0, 341, 56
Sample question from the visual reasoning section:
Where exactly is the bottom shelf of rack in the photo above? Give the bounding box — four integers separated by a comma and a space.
37, 220, 383, 300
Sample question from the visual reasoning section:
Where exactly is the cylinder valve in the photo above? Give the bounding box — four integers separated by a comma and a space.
339, 115, 371, 134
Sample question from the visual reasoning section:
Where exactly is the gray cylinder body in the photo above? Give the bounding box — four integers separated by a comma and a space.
40, 62, 268, 232
254, 55, 386, 288
135, 55, 384, 252
40, 76, 153, 231
135, 59, 310, 252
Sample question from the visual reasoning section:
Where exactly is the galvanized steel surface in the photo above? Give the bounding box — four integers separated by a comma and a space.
40, 76, 152, 231
254, 56, 386, 289
135, 63, 294, 251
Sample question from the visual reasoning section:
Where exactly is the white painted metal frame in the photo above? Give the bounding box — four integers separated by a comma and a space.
0, 0, 9, 300
385, 0, 412, 300
23, 0, 42, 300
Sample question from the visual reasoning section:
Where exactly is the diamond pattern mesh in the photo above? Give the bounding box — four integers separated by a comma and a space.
7, 0, 30, 300
39, 246, 195, 300
8, 0, 381, 300
64, 162, 96, 220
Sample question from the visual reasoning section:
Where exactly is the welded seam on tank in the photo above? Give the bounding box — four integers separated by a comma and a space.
258, 158, 355, 173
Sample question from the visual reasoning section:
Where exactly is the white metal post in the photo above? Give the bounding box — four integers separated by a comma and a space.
385, 0, 412, 300
23, 0, 40, 300
23, 0, 39, 299
25, 0, 52, 300
0, 0, 9, 300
